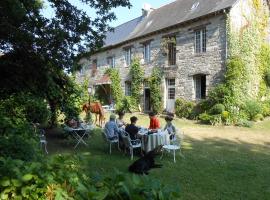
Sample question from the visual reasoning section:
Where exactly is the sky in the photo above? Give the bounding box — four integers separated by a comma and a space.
42, 0, 175, 27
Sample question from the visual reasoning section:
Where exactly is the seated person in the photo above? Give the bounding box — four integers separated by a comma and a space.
116, 111, 126, 128
163, 115, 177, 140
149, 112, 161, 131
125, 116, 140, 140
104, 114, 120, 140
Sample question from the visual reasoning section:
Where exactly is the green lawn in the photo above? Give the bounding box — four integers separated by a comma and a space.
47, 114, 270, 200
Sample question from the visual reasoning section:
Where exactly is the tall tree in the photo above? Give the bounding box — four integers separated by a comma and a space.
0, 0, 131, 125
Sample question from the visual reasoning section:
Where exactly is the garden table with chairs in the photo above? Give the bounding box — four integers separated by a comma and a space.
138, 128, 170, 152
64, 123, 94, 149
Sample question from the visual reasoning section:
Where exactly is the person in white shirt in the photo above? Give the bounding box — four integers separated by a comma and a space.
163, 115, 177, 140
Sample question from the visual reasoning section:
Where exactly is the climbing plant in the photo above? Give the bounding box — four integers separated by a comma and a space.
149, 67, 163, 113
226, 0, 270, 103
105, 68, 124, 106
130, 58, 144, 110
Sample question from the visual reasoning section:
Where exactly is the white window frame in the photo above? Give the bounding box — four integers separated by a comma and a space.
143, 43, 151, 63
167, 79, 176, 100
125, 48, 131, 66
107, 56, 115, 68
195, 28, 206, 53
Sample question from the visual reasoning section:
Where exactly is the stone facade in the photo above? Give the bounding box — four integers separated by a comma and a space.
77, 12, 227, 112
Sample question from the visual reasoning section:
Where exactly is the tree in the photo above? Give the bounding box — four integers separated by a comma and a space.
0, 0, 131, 125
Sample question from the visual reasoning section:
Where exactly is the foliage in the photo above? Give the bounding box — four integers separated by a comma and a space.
0, 135, 39, 161
0, 154, 181, 200
160, 37, 176, 55
243, 100, 263, 121
115, 96, 133, 113
175, 98, 195, 119
149, 68, 163, 113
262, 100, 270, 117
199, 113, 211, 124
210, 104, 225, 115
0, 0, 131, 125
130, 58, 144, 110
106, 68, 124, 107
265, 70, 270, 87
254, 114, 264, 122
236, 119, 254, 128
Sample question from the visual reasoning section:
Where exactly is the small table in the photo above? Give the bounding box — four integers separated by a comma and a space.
138, 129, 170, 152
66, 125, 94, 149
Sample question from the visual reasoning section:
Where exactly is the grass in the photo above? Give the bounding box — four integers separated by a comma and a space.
47, 114, 270, 200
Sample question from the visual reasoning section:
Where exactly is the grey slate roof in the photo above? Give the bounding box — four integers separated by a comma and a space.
104, 0, 238, 48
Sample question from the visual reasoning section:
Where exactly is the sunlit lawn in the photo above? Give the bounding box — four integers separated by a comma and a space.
47, 114, 270, 200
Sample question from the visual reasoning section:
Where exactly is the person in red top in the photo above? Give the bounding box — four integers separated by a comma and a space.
148, 112, 161, 130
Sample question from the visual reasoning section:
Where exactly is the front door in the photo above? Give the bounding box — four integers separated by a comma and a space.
144, 88, 151, 112
166, 79, 176, 113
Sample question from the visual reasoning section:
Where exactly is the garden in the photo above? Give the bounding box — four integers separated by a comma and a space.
1, 0, 270, 199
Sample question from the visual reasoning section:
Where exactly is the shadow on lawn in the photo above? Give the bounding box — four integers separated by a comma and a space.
46, 127, 270, 200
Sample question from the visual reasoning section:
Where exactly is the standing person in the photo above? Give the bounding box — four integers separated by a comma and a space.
116, 111, 126, 128
164, 115, 177, 140
149, 112, 161, 130
125, 116, 140, 140
104, 114, 120, 140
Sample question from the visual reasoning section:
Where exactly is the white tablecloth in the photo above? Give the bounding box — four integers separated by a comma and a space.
138, 129, 170, 152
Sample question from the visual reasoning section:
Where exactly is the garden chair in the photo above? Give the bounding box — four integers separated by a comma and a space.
32, 123, 48, 154
160, 130, 184, 163
121, 131, 142, 160
102, 128, 120, 154
39, 129, 48, 154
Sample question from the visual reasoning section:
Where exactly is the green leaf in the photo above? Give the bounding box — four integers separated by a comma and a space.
0, 179, 10, 187
22, 174, 33, 182
11, 179, 22, 187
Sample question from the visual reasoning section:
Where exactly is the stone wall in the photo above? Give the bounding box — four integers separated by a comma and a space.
77, 13, 227, 110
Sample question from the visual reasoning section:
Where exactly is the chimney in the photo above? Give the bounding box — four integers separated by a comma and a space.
142, 3, 153, 17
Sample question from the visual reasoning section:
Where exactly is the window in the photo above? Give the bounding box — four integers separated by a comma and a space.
125, 48, 132, 66
143, 43, 151, 63
195, 28, 206, 53
125, 81, 131, 96
107, 56, 115, 68
194, 74, 206, 99
168, 36, 176, 66
91, 59, 97, 77
167, 79, 176, 100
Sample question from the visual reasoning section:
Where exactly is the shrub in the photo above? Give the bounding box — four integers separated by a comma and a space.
262, 101, 270, 117
266, 70, 270, 87
116, 96, 132, 113
209, 114, 222, 126
254, 114, 264, 122
149, 68, 163, 113
0, 135, 39, 161
175, 98, 195, 119
210, 104, 225, 115
236, 120, 254, 128
199, 113, 211, 124
243, 100, 263, 121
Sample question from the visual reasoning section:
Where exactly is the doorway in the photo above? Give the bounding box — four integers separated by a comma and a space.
144, 88, 151, 112
166, 78, 176, 113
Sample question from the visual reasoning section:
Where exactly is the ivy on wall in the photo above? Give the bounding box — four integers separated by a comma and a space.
225, 0, 270, 104
105, 68, 123, 106
130, 58, 144, 110
148, 67, 163, 113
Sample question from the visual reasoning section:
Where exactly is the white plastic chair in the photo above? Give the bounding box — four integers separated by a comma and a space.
103, 128, 119, 154
121, 131, 142, 160
161, 130, 183, 163
39, 129, 48, 154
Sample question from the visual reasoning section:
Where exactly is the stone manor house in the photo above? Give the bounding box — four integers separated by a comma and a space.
77, 0, 270, 112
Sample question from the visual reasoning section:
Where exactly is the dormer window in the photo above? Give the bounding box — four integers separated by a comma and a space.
191, 2, 199, 11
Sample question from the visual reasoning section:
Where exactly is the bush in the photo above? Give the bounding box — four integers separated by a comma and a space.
199, 113, 211, 124
262, 101, 270, 117
0, 155, 181, 200
209, 114, 222, 126
243, 100, 263, 121
236, 119, 254, 128
254, 114, 264, 122
0, 134, 40, 161
175, 98, 195, 119
116, 96, 132, 113
210, 104, 225, 115
265, 70, 270, 87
